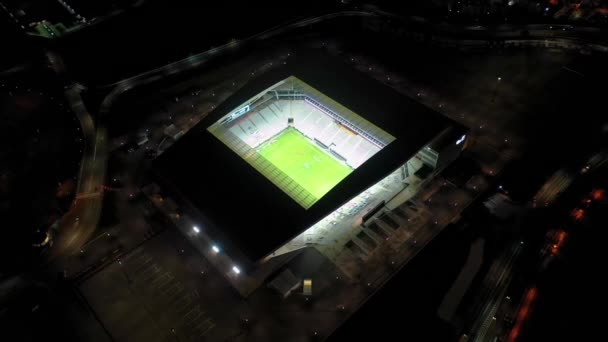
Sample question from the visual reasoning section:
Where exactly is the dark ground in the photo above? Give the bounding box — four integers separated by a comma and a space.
55, 0, 341, 85
520, 167, 608, 341
330, 222, 473, 341
0, 73, 83, 274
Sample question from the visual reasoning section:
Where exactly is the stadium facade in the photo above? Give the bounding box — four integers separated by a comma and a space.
153, 52, 468, 290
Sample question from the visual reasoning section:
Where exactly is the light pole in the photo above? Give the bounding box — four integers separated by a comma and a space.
491, 76, 501, 103
171, 328, 181, 342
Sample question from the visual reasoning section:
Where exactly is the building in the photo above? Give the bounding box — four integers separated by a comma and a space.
152, 51, 468, 294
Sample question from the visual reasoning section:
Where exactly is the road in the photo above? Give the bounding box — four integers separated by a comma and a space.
464, 151, 607, 342
97, 11, 378, 91
99, 9, 608, 98
51, 91, 107, 261
44, 52, 109, 267
469, 241, 523, 342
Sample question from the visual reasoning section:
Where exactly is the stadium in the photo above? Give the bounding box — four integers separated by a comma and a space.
152, 52, 468, 293
207, 76, 396, 209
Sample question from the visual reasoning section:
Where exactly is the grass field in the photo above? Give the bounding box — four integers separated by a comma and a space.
259, 128, 352, 200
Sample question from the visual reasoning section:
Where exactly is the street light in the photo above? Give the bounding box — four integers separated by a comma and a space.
232, 265, 241, 275
491, 77, 501, 102
211, 245, 220, 253
192, 226, 200, 234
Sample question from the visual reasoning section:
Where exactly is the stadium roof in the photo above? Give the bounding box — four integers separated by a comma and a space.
153, 51, 458, 263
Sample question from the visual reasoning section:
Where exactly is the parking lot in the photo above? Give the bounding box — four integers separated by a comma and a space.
78, 229, 247, 341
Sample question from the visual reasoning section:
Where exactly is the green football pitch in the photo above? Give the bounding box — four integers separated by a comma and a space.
258, 128, 352, 200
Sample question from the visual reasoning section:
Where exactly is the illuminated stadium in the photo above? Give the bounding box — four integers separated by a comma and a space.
153, 52, 467, 281
207, 76, 396, 209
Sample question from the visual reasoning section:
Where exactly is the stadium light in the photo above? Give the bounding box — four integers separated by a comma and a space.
211, 245, 220, 253
192, 226, 200, 233
456, 134, 466, 145
232, 265, 241, 275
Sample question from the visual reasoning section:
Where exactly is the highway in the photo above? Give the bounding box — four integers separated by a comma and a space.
469, 241, 523, 342
470, 153, 608, 342
366, 5, 608, 44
